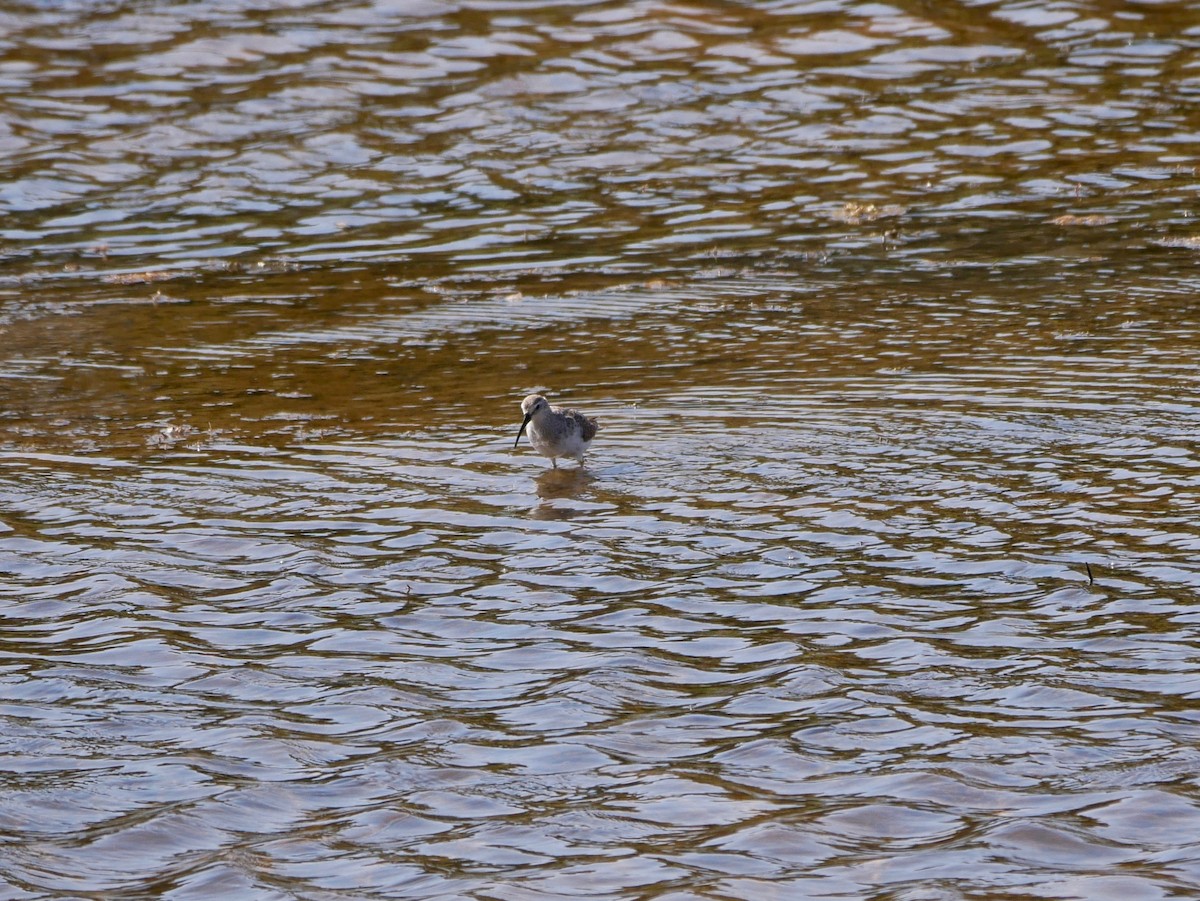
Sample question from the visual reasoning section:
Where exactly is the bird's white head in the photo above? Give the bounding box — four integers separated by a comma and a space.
515, 394, 550, 448
521, 394, 549, 416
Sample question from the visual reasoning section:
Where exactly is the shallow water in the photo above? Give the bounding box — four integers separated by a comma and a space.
3, 1, 1200, 899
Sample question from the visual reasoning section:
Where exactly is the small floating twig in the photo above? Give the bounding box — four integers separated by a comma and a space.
1085, 562, 1094, 584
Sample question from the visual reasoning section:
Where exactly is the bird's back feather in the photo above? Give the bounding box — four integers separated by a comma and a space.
559, 407, 598, 443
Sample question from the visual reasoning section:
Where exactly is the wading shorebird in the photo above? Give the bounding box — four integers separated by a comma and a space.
513, 394, 598, 469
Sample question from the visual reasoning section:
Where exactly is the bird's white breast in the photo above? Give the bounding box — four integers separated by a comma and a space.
528, 417, 590, 460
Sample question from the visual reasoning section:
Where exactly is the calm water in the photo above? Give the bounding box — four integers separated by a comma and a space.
3, 1, 1200, 899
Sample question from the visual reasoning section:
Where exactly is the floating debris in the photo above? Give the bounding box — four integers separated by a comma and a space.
103, 270, 178, 285
834, 202, 906, 224
1154, 236, 1200, 249
147, 423, 198, 447
1050, 214, 1117, 226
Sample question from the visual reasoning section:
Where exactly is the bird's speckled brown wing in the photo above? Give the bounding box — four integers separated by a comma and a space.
562, 408, 598, 443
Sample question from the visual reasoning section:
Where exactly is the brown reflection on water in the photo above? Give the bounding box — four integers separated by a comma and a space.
4, 1, 1200, 899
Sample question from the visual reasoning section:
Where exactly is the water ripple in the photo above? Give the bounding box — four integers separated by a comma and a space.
3, 0, 1200, 897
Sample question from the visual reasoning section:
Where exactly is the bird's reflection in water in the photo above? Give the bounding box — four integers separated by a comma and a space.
528, 467, 596, 520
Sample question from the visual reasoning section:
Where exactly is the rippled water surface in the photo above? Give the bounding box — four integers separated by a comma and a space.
3, 1, 1200, 898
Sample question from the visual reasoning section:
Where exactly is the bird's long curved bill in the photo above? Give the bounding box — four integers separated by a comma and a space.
514, 414, 532, 448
